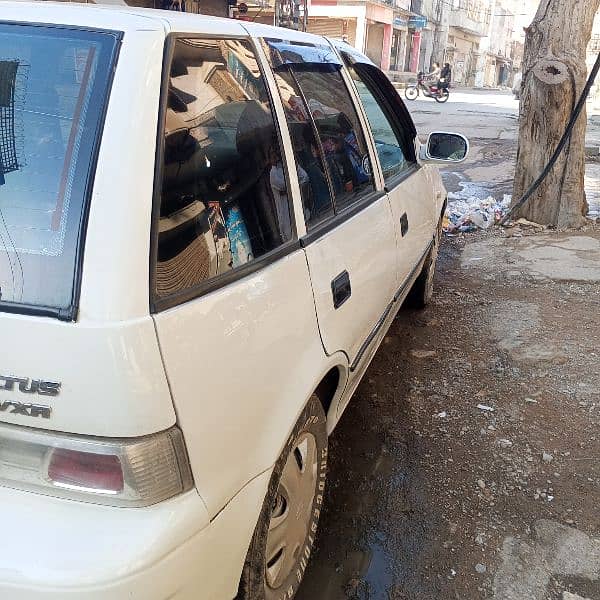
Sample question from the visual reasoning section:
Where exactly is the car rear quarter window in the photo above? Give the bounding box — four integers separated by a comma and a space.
153, 38, 295, 303
0, 24, 119, 319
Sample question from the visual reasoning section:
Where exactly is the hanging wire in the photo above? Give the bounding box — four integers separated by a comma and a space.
499, 49, 600, 226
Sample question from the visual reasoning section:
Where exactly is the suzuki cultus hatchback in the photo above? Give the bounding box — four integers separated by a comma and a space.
0, 4, 468, 598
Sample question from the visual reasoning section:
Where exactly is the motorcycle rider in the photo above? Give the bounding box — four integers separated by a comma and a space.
424, 62, 443, 97
426, 62, 441, 82
439, 62, 452, 89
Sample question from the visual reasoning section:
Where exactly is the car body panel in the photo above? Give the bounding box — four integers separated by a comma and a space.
0, 313, 176, 436
0, 470, 270, 599
302, 199, 397, 364
152, 249, 336, 517
386, 166, 438, 273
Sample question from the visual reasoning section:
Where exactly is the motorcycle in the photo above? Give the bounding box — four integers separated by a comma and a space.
404, 72, 450, 103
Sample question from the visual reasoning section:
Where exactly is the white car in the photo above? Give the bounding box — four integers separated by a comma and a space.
0, 4, 467, 599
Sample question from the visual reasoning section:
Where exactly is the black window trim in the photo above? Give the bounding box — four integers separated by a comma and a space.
342, 53, 419, 166
263, 38, 383, 244
149, 33, 302, 314
383, 161, 420, 192
300, 187, 386, 248
0, 21, 123, 322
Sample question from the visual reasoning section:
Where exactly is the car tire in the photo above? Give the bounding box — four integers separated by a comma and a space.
236, 395, 328, 600
405, 218, 442, 309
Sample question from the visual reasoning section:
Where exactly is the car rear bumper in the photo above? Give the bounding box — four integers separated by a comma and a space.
0, 470, 270, 599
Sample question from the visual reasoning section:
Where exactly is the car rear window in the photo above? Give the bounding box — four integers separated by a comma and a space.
0, 23, 120, 319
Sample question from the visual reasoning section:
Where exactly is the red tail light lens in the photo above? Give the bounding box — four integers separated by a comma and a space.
48, 449, 124, 494
0, 424, 193, 507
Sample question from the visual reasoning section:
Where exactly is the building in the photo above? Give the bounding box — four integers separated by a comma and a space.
588, 11, 600, 109
472, 0, 516, 88
446, 0, 487, 85
484, 3, 514, 86
305, 0, 412, 72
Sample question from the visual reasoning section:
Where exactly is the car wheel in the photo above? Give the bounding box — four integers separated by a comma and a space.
405, 86, 419, 100
236, 395, 328, 600
405, 218, 442, 309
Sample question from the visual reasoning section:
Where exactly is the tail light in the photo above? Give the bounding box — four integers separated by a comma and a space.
0, 423, 193, 507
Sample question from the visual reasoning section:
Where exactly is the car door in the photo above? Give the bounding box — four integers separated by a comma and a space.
339, 49, 438, 286
263, 38, 397, 368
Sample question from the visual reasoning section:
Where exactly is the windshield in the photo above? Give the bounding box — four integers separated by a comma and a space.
0, 23, 119, 319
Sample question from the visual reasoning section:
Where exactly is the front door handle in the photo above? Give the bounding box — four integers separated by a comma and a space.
331, 270, 351, 309
400, 212, 409, 237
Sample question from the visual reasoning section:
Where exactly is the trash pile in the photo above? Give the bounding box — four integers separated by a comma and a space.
443, 194, 511, 233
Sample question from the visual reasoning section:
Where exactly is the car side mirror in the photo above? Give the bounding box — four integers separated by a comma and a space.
420, 132, 469, 163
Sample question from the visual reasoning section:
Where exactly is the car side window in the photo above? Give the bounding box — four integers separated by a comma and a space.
344, 61, 417, 184
264, 39, 375, 227
155, 38, 293, 300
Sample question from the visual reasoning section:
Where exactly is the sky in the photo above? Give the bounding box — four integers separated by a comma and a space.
503, 0, 539, 40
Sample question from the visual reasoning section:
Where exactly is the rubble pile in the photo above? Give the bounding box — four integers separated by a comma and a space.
443, 194, 511, 234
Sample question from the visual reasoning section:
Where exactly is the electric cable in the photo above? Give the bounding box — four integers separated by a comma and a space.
499, 49, 600, 226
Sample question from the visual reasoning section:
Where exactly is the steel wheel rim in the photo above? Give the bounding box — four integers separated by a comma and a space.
264, 432, 318, 595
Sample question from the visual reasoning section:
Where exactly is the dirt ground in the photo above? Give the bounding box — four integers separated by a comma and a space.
297, 227, 600, 600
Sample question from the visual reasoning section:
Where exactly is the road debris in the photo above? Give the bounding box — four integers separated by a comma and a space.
410, 349, 438, 359
477, 404, 495, 412
444, 195, 511, 233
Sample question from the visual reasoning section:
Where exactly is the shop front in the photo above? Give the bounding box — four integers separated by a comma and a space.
307, 2, 367, 56
390, 15, 409, 73
364, 3, 393, 70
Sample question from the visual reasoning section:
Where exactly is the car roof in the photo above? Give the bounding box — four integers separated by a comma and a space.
0, 1, 332, 42
1, 2, 373, 65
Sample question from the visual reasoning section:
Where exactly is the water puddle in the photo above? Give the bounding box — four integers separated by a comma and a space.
361, 532, 394, 599
442, 171, 498, 202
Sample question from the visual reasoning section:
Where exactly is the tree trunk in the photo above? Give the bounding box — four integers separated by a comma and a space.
512, 0, 600, 228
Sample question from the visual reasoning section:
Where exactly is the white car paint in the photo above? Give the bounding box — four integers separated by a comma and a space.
0, 3, 463, 598
302, 199, 398, 364
0, 472, 270, 600
0, 314, 175, 436
153, 250, 333, 516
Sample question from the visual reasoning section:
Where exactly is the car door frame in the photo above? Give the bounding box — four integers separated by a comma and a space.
333, 42, 438, 281
254, 34, 403, 366
149, 30, 309, 313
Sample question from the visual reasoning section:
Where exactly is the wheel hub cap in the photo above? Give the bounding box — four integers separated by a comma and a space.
264, 433, 318, 594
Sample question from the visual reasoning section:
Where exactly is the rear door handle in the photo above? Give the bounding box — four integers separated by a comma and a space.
400, 212, 409, 237
331, 270, 351, 309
